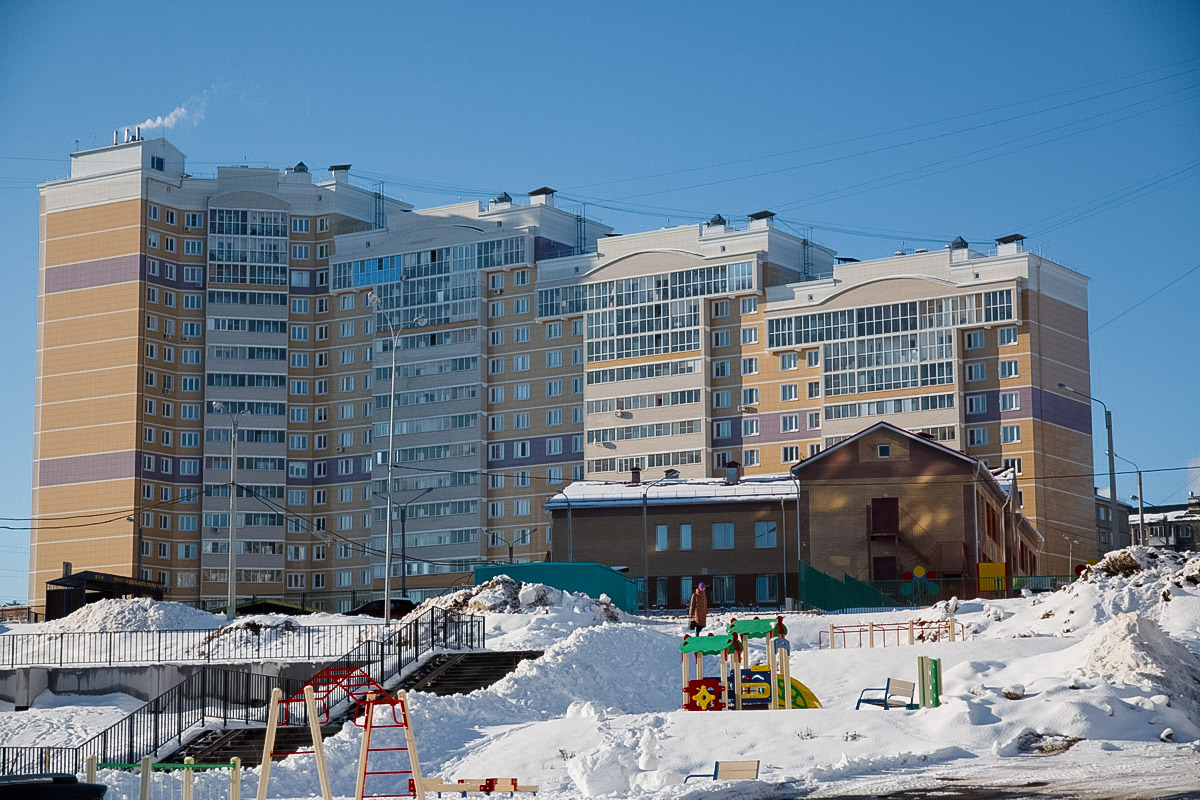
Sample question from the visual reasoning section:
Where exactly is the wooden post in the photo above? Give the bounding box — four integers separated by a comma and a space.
719, 650, 730, 711
230, 758, 242, 800
828, 623, 835, 649
304, 685, 333, 800
908, 620, 915, 645
85, 756, 97, 785
354, 693, 377, 800
256, 687, 282, 800
138, 756, 152, 800
778, 640, 793, 710
396, 691, 427, 800
947, 617, 957, 642
183, 757, 195, 800
766, 631, 778, 710
680, 651, 689, 708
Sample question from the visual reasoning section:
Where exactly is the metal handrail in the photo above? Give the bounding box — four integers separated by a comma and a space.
0, 607, 484, 776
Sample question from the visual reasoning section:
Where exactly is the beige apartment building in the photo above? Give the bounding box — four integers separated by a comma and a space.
31, 137, 1094, 611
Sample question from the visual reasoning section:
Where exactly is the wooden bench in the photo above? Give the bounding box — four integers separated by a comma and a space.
684, 760, 760, 782
856, 678, 916, 710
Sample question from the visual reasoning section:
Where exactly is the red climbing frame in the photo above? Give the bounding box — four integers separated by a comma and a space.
281, 665, 390, 725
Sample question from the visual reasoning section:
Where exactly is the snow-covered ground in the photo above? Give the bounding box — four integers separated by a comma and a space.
3, 547, 1200, 798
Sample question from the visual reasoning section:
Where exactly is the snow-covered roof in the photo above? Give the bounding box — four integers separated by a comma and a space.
544, 475, 798, 510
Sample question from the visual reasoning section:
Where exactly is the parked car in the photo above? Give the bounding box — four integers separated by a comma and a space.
343, 598, 417, 619
0, 774, 107, 799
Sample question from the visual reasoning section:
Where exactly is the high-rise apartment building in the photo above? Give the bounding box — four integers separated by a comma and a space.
32, 137, 1094, 610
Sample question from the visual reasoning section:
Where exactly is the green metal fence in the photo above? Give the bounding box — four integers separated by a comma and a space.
796, 560, 1078, 612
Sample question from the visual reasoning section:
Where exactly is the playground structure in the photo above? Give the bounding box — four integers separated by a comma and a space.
856, 655, 943, 710
819, 618, 964, 649
679, 616, 821, 712
252, 673, 537, 800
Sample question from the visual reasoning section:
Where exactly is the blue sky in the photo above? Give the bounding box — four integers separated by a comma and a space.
0, 2, 1197, 603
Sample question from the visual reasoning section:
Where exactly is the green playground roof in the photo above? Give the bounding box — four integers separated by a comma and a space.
678, 634, 735, 654
726, 617, 782, 637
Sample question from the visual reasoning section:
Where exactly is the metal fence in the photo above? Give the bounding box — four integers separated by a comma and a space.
0, 623, 390, 668
0, 607, 484, 776
796, 560, 1079, 613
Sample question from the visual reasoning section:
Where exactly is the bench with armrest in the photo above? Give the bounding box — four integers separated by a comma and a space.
683, 760, 760, 782
855, 678, 917, 710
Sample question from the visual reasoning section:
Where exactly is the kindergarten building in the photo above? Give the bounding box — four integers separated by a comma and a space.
544, 423, 1042, 609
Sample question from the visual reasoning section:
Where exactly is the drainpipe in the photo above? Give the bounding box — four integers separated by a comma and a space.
972, 461, 982, 574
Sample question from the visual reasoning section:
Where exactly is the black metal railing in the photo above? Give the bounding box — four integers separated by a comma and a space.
0, 623, 391, 668
0, 607, 484, 776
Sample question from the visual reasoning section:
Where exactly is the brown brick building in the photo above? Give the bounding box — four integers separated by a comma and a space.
546, 422, 1041, 608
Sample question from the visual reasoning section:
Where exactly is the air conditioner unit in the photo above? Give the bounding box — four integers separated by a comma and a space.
162, 332, 171, 339
336, 446, 344, 452
737, 405, 749, 412
492, 288, 503, 296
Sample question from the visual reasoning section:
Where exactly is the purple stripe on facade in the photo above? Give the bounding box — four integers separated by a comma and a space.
712, 411, 815, 447
38, 450, 138, 486
45, 254, 143, 293
1035, 388, 1092, 435
487, 434, 581, 469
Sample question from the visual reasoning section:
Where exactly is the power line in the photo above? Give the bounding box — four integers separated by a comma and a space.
1090, 262, 1200, 334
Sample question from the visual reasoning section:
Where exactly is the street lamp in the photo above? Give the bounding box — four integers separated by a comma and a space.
1112, 451, 1144, 547
1062, 534, 1080, 574
487, 529, 537, 565
1057, 383, 1118, 559
210, 401, 245, 619
126, 516, 144, 578
368, 289, 426, 627
551, 489, 574, 562
641, 468, 681, 612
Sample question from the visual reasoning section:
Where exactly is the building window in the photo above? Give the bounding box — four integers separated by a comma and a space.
740, 296, 757, 315
1003, 457, 1023, 475
968, 427, 989, 447
741, 327, 758, 345
998, 326, 1018, 346
779, 352, 798, 370
712, 522, 734, 550
711, 300, 729, 318
756, 574, 779, 604
967, 394, 987, 414
292, 218, 310, 233
966, 362, 986, 382
713, 391, 730, 409
148, 205, 159, 221
782, 445, 800, 462
780, 384, 798, 402
999, 359, 1019, 378
807, 381, 820, 398
711, 330, 729, 348
1001, 424, 1021, 443
742, 418, 759, 436
741, 388, 758, 407
656, 524, 668, 552
754, 520, 777, 548
742, 448, 759, 466
714, 420, 731, 439
877, 444, 891, 458
1000, 391, 1021, 411
807, 411, 821, 430
712, 575, 735, 606
712, 360, 730, 378
807, 350, 820, 368
965, 330, 985, 349
741, 357, 758, 375
781, 414, 800, 433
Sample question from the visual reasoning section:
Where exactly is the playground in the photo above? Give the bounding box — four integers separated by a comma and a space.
2, 548, 1200, 798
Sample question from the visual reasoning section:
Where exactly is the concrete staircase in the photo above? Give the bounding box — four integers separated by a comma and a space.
159, 650, 543, 767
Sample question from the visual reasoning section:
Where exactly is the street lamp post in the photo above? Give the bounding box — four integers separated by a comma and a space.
368, 289, 426, 627
126, 516, 144, 578
640, 469, 680, 612
211, 401, 244, 619
1112, 451, 1144, 547
1057, 383, 1118, 560
1063, 535, 1080, 574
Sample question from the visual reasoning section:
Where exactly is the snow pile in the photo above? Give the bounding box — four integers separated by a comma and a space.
39, 598, 222, 633
426, 575, 627, 623
0, 692, 144, 747
1077, 612, 1200, 712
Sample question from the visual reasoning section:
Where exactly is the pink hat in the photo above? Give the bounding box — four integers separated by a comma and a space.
697, 582, 705, 590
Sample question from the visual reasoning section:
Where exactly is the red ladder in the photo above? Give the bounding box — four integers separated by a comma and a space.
281, 665, 390, 725
354, 690, 425, 800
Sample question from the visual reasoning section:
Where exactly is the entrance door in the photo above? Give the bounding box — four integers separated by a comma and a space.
871, 497, 899, 535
